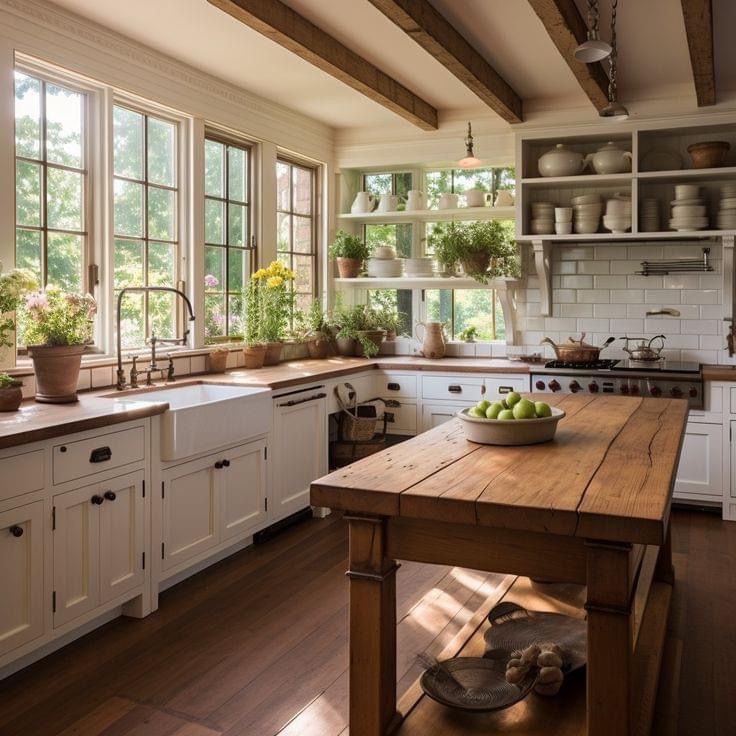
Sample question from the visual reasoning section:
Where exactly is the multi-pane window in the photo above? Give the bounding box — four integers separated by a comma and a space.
425, 167, 515, 209
276, 158, 316, 312
425, 289, 506, 342
204, 137, 251, 342
113, 105, 178, 349
14, 71, 87, 293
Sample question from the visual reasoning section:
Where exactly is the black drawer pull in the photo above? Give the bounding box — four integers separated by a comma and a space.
214, 460, 224, 470
448, 385, 462, 394
498, 386, 514, 394
387, 382, 400, 391
104, 491, 117, 501
222, 459, 231, 467
91, 495, 104, 505
90, 446, 112, 463
9, 525, 23, 538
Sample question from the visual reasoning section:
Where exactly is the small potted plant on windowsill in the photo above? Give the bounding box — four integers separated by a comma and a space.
255, 261, 297, 365
0, 373, 23, 412
329, 230, 369, 279
302, 299, 333, 359
243, 273, 267, 369
0, 267, 37, 370
22, 287, 96, 403
458, 326, 479, 343
343, 305, 385, 358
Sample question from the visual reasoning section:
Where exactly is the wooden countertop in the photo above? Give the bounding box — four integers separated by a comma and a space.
311, 393, 689, 546
0, 356, 531, 449
702, 364, 736, 382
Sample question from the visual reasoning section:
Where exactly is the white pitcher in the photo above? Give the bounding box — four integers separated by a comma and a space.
438, 192, 460, 210
351, 191, 376, 214
465, 188, 488, 208
377, 194, 399, 213
405, 190, 425, 211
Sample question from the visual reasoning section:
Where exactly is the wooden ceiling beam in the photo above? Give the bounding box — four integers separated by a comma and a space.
207, 0, 438, 130
680, 0, 716, 106
526, 0, 610, 111
368, 0, 523, 123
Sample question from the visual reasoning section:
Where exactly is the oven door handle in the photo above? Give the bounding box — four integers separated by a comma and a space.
277, 392, 327, 408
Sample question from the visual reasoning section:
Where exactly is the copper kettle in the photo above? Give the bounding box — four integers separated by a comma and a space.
541, 334, 615, 363
622, 335, 666, 362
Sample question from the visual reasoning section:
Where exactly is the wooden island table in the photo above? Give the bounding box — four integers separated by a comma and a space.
310, 394, 688, 736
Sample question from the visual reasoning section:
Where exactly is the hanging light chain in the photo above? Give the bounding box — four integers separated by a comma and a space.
587, 0, 601, 41
607, 0, 619, 103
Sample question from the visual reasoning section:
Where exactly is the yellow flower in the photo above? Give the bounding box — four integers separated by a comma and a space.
267, 276, 283, 288
252, 269, 267, 280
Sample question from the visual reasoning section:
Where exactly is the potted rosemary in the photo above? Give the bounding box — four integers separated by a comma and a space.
329, 230, 369, 278
302, 299, 332, 359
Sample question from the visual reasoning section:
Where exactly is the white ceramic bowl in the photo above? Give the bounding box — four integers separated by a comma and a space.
720, 197, 736, 210
571, 194, 602, 205
603, 216, 631, 233
671, 204, 706, 217
531, 220, 554, 235
675, 184, 701, 200
554, 207, 573, 222
555, 222, 573, 234
367, 259, 402, 277
574, 219, 600, 234
458, 407, 566, 446
669, 198, 703, 207
606, 200, 632, 216
372, 245, 397, 260
574, 202, 604, 213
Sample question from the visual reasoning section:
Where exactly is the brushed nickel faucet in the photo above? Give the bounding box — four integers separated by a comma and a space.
116, 286, 196, 390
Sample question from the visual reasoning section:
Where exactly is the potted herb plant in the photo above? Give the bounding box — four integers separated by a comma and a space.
426, 222, 465, 276
255, 261, 296, 365
22, 287, 96, 403
329, 230, 369, 279
242, 273, 267, 369
0, 268, 37, 370
302, 299, 332, 359
334, 304, 385, 358
458, 325, 479, 343
370, 291, 404, 340
0, 373, 23, 412
462, 221, 520, 282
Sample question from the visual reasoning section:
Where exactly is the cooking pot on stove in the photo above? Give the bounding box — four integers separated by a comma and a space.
622, 335, 666, 362
540, 334, 615, 363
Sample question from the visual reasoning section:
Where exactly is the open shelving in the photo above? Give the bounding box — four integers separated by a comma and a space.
337, 205, 515, 223
334, 276, 518, 290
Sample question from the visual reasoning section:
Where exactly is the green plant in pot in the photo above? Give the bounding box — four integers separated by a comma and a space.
458, 325, 479, 343
370, 290, 404, 340
0, 372, 23, 412
242, 276, 267, 369
22, 287, 96, 403
336, 304, 385, 358
329, 230, 369, 278
427, 222, 466, 276
254, 261, 296, 365
0, 267, 37, 370
302, 299, 333, 359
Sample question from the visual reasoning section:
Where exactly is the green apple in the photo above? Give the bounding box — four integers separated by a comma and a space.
534, 401, 552, 418
513, 398, 536, 420
486, 401, 505, 419
468, 407, 486, 418
500, 399, 509, 409
476, 399, 491, 413
497, 409, 515, 421
505, 391, 522, 408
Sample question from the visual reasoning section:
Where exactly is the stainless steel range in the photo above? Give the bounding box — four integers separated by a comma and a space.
531, 359, 704, 409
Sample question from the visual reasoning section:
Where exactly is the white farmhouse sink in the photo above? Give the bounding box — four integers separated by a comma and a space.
112, 383, 272, 461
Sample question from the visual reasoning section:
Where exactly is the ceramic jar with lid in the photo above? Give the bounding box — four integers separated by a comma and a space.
537, 144, 587, 177
585, 141, 633, 175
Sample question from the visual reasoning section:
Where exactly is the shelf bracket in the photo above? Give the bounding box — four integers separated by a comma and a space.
722, 234, 735, 322
531, 240, 552, 317
495, 281, 517, 346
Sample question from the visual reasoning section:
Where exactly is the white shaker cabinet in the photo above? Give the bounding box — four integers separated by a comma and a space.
221, 439, 268, 542
271, 389, 327, 519
421, 402, 462, 431
674, 422, 723, 499
0, 502, 44, 658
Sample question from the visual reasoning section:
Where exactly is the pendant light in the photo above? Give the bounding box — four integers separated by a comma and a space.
457, 122, 481, 169
575, 0, 612, 63
599, 0, 629, 120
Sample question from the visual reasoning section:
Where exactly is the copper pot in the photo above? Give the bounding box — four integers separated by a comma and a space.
541, 334, 614, 363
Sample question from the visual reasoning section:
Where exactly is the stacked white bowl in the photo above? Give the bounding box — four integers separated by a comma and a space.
670, 184, 708, 231
572, 194, 603, 234
639, 198, 661, 232
530, 201, 554, 235
403, 257, 435, 278
366, 245, 402, 277
603, 194, 632, 233
717, 184, 736, 230
554, 207, 573, 235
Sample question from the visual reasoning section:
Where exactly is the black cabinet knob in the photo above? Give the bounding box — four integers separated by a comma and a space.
214, 461, 224, 470
91, 495, 104, 505
9, 525, 23, 538
222, 459, 231, 468
104, 491, 117, 501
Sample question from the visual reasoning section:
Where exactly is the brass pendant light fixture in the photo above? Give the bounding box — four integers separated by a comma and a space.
458, 122, 481, 169
574, 0, 612, 63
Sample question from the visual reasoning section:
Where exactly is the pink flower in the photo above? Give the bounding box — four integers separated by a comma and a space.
25, 292, 48, 312
204, 274, 219, 288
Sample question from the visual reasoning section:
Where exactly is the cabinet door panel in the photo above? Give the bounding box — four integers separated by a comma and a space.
273, 397, 326, 519
674, 422, 723, 498
99, 472, 144, 604
421, 403, 463, 432
162, 457, 219, 571
53, 485, 100, 627
221, 440, 267, 541
0, 502, 44, 657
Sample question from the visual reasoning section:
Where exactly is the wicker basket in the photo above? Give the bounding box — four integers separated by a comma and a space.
335, 383, 380, 441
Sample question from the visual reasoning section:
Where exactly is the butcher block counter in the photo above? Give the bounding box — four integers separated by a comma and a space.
311, 393, 688, 736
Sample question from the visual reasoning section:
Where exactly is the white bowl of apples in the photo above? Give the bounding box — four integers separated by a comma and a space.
457, 392, 565, 446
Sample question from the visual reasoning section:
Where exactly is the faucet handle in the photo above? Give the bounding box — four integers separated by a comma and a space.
166, 354, 175, 382
129, 355, 139, 389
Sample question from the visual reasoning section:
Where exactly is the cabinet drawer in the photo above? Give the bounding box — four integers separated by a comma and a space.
421, 374, 528, 401
375, 372, 417, 399
0, 449, 45, 503
53, 426, 145, 485
384, 401, 417, 434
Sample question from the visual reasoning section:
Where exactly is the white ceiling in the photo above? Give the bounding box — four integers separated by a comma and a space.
48, 0, 736, 134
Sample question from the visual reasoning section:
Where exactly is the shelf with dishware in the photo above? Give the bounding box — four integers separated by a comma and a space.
334, 276, 519, 290
337, 205, 515, 223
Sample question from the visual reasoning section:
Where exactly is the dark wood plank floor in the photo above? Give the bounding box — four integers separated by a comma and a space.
0, 508, 732, 736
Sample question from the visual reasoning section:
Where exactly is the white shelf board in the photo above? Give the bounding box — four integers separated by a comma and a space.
337, 206, 515, 223
334, 276, 518, 290
521, 173, 632, 187
517, 229, 736, 243
637, 166, 736, 181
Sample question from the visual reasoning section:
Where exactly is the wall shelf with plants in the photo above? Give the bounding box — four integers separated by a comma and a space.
337, 206, 515, 223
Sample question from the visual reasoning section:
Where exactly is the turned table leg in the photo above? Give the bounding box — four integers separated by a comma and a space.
585, 540, 634, 736
346, 515, 400, 736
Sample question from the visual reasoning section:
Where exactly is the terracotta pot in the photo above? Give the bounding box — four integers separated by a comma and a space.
281, 341, 310, 361
336, 337, 357, 356
687, 141, 730, 169
207, 350, 229, 373
263, 341, 284, 366
460, 251, 492, 277
355, 330, 386, 357
385, 329, 397, 341
243, 344, 267, 369
335, 257, 362, 278
28, 344, 85, 404
0, 384, 22, 412
306, 336, 331, 359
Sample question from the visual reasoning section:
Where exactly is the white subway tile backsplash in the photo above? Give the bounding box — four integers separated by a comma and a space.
628, 275, 663, 289
578, 289, 610, 303
594, 275, 628, 289
627, 245, 663, 260
663, 274, 701, 289
191, 355, 207, 374
560, 247, 594, 261
543, 318, 578, 332
554, 289, 578, 303
610, 290, 644, 303
474, 343, 492, 357
663, 244, 707, 259
610, 260, 641, 274
682, 290, 718, 304
665, 334, 698, 349
594, 304, 627, 318
700, 335, 724, 350
645, 290, 680, 304
558, 261, 577, 275
91, 366, 113, 388
674, 305, 701, 320
683, 320, 719, 335
561, 275, 593, 289
577, 261, 610, 275
560, 303, 593, 318
594, 245, 628, 260
578, 318, 611, 332
699, 274, 722, 289
683, 349, 719, 363
645, 319, 681, 334
626, 304, 649, 318
610, 319, 644, 333
700, 304, 722, 319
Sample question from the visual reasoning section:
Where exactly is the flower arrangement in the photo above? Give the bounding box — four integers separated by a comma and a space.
22, 287, 96, 347
0, 268, 37, 348
244, 261, 296, 344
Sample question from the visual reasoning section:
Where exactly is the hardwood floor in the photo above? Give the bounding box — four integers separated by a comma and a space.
0, 508, 732, 736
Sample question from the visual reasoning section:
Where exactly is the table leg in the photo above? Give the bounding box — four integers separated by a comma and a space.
585, 540, 634, 736
346, 515, 400, 736
654, 521, 675, 584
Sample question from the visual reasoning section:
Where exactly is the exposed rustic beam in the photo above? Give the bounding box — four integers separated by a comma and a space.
367, 0, 523, 123
526, 0, 610, 111
206, 0, 438, 130
680, 0, 715, 106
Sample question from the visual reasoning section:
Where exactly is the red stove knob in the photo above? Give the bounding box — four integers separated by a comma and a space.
689, 387, 698, 398
535, 380, 546, 390
650, 385, 662, 397
630, 384, 640, 394
588, 382, 599, 393
548, 379, 561, 392
620, 384, 630, 394
671, 386, 683, 398
569, 380, 581, 393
